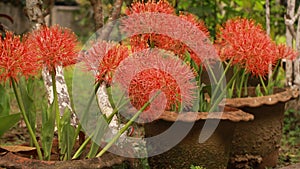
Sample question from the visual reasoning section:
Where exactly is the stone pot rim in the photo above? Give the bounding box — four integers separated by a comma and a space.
154, 106, 254, 122
220, 87, 299, 108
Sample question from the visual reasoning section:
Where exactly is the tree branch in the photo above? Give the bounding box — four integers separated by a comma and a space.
25, 0, 45, 29
99, 0, 123, 40
285, 0, 296, 86
285, 5, 300, 26
266, 0, 272, 80
89, 0, 103, 30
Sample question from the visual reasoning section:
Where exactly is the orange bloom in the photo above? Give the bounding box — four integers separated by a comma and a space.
122, 1, 212, 66
179, 12, 209, 37
125, 0, 175, 15
114, 49, 197, 120
277, 44, 297, 60
216, 18, 279, 76
0, 32, 40, 83
27, 25, 79, 71
82, 41, 129, 85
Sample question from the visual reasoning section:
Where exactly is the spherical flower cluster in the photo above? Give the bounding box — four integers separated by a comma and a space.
216, 18, 279, 77
125, 0, 175, 15
123, 1, 211, 66
27, 25, 79, 71
151, 12, 210, 66
277, 44, 297, 60
128, 68, 182, 111
179, 12, 209, 37
82, 41, 129, 85
114, 49, 197, 120
0, 31, 40, 83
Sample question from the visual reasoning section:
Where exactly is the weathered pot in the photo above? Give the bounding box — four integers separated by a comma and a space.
144, 106, 254, 169
223, 87, 299, 169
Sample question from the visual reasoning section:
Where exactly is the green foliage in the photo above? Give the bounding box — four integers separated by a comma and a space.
190, 164, 206, 169
176, 0, 286, 39
86, 115, 108, 158
0, 113, 20, 137
0, 84, 10, 117
41, 101, 56, 160
280, 109, 300, 165
19, 78, 37, 146
59, 109, 76, 160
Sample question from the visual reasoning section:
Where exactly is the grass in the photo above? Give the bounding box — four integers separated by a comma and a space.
278, 108, 300, 166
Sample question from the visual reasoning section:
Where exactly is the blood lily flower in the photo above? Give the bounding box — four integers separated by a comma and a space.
0, 31, 40, 83
125, 0, 175, 15
82, 41, 129, 85
215, 18, 298, 97
27, 25, 79, 71
216, 18, 279, 77
122, 0, 212, 66
113, 49, 197, 120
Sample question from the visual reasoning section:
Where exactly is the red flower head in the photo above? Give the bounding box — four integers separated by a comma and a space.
122, 1, 212, 67
0, 31, 40, 83
83, 41, 129, 85
216, 18, 278, 77
179, 12, 209, 37
125, 0, 175, 15
114, 49, 197, 121
123, 0, 176, 49
277, 44, 298, 60
151, 12, 210, 66
27, 25, 79, 71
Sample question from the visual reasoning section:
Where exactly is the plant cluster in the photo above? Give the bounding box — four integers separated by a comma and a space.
0, 25, 79, 160
0, 0, 298, 164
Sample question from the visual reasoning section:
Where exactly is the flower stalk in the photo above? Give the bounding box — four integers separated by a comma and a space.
11, 78, 43, 160
50, 68, 62, 146
96, 90, 161, 158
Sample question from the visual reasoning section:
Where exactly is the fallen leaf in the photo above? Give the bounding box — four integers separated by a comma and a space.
0, 145, 36, 153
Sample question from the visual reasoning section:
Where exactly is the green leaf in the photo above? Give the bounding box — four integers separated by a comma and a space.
60, 109, 76, 160
87, 115, 108, 158
0, 84, 10, 117
255, 85, 263, 97
0, 113, 20, 137
19, 78, 37, 146
41, 103, 56, 160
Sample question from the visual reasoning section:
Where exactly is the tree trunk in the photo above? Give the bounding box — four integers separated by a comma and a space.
266, 0, 273, 80
294, 6, 300, 86
285, 0, 296, 86
99, 0, 123, 40
89, 0, 104, 30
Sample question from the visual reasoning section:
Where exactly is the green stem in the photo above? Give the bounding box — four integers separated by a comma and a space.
74, 91, 95, 140
206, 63, 218, 84
73, 87, 128, 159
74, 83, 100, 140
72, 135, 92, 159
211, 58, 233, 103
228, 79, 236, 98
259, 75, 268, 95
108, 99, 129, 121
210, 70, 239, 112
51, 69, 61, 146
237, 69, 246, 98
271, 60, 280, 80
11, 79, 43, 160
243, 74, 249, 96
96, 90, 161, 158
